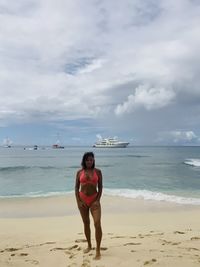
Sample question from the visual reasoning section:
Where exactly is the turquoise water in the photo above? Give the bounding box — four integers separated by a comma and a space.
1, 146, 200, 205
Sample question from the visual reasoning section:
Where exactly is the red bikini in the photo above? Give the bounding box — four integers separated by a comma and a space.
79, 169, 98, 206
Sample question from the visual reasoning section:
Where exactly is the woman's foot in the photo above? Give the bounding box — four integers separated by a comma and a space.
93, 250, 101, 260
83, 246, 92, 253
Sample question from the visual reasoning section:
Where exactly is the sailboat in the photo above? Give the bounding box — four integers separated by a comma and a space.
52, 133, 64, 149
52, 143, 64, 149
3, 138, 12, 148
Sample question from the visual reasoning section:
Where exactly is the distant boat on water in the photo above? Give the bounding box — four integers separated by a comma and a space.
52, 143, 64, 149
52, 133, 64, 149
93, 137, 129, 148
24, 145, 38, 150
3, 138, 12, 148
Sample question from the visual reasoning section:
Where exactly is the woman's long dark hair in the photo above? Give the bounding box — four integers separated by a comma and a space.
81, 152, 95, 169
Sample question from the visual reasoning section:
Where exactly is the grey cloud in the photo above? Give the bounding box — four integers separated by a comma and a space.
0, 0, 200, 144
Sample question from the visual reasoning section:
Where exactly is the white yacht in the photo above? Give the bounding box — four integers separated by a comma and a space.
93, 137, 129, 148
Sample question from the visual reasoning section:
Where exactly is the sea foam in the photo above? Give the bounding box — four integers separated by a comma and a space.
103, 188, 200, 205
184, 158, 200, 167
1, 188, 200, 205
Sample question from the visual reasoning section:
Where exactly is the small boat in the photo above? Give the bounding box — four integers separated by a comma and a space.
24, 145, 38, 150
52, 144, 64, 149
52, 133, 64, 149
93, 137, 129, 148
3, 138, 12, 148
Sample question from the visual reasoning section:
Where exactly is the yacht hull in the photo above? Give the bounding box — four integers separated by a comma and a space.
93, 138, 129, 148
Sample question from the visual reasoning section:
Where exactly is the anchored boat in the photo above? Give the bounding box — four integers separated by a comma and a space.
93, 137, 129, 148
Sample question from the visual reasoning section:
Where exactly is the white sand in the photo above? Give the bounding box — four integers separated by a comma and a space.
0, 194, 200, 267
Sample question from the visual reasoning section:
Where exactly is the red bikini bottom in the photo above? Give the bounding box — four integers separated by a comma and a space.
79, 192, 98, 207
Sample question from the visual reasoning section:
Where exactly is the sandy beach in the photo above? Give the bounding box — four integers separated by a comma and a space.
0, 194, 200, 267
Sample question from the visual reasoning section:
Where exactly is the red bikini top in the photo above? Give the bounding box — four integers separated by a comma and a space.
79, 169, 98, 185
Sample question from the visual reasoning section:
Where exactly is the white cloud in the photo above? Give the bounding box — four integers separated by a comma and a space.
115, 85, 175, 115
157, 130, 200, 144
171, 131, 198, 143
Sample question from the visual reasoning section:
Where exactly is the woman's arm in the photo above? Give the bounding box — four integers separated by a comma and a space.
75, 170, 81, 203
75, 170, 86, 208
96, 169, 103, 201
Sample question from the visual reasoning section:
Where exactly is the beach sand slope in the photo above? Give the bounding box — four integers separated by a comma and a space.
0, 196, 200, 266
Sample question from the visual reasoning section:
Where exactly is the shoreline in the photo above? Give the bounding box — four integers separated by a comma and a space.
1, 187, 200, 206
0, 194, 199, 218
0, 195, 200, 266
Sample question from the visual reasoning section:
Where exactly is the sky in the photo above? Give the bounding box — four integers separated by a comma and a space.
1, 0, 200, 146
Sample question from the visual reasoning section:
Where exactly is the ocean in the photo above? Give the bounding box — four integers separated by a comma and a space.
1, 146, 200, 205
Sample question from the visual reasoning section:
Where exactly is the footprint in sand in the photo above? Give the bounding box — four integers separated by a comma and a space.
75, 239, 87, 243
65, 251, 76, 259
50, 247, 69, 251
10, 252, 28, 257
144, 258, 157, 265
191, 236, 200, 240
101, 247, 108, 251
160, 239, 181, 245
138, 234, 145, 239
124, 242, 141, 246
110, 235, 126, 239
138, 232, 164, 238
1, 247, 21, 253
67, 263, 78, 267
107, 233, 114, 235
69, 253, 76, 259
51, 244, 81, 259
68, 245, 80, 250
174, 231, 185, 234
81, 257, 91, 267
151, 232, 164, 236
51, 245, 81, 252
39, 241, 56, 246
186, 247, 199, 251
25, 259, 39, 265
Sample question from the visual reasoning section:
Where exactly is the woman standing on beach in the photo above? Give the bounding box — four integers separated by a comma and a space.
75, 152, 103, 260
75, 152, 103, 259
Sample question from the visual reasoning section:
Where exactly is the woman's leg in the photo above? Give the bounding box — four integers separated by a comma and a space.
90, 202, 102, 259
79, 206, 92, 252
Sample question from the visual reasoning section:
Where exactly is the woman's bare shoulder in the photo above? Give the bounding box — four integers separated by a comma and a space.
94, 168, 102, 175
76, 169, 83, 176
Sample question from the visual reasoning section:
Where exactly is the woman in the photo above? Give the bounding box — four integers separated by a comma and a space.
75, 152, 103, 260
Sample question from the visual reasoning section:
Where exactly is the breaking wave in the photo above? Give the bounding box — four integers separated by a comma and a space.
104, 188, 200, 205
1, 188, 200, 206
184, 159, 200, 167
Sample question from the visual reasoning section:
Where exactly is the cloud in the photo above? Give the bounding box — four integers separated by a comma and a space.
115, 85, 175, 115
170, 131, 199, 143
0, 0, 200, 144
157, 130, 200, 144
